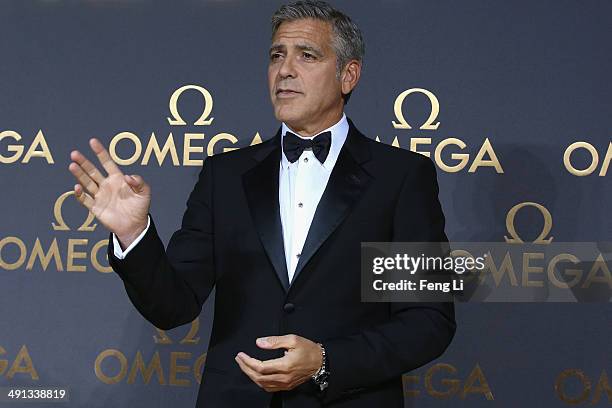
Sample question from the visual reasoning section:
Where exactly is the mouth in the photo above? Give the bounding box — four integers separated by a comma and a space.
276, 89, 302, 98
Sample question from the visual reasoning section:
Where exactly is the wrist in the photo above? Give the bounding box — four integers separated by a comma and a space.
116, 221, 148, 249
311, 343, 329, 391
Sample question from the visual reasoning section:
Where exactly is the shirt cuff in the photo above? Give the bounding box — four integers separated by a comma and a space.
112, 215, 151, 259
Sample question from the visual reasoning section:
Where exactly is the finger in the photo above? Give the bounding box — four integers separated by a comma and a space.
236, 353, 265, 373
260, 374, 305, 392
234, 356, 289, 390
237, 352, 288, 375
261, 381, 289, 392
89, 138, 121, 176
70, 150, 105, 185
258, 374, 290, 384
235, 355, 264, 386
74, 184, 95, 211
124, 174, 147, 194
68, 162, 99, 197
256, 334, 299, 350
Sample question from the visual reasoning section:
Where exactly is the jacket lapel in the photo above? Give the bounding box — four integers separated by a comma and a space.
289, 119, 373, 288
242, 129, 290, 292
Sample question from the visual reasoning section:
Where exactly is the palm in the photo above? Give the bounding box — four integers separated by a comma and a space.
92, 173, 150, 236
69, 138, 151, 241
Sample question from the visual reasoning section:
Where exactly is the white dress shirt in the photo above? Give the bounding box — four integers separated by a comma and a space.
279, 113, 348, 282
114, 113, 349, 285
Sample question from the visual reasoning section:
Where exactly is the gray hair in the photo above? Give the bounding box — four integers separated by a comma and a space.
271, 0, 365, 103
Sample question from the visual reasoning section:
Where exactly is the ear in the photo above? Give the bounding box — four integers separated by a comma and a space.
341, 60, 362, 96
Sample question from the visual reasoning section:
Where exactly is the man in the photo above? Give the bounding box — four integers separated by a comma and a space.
68, 1, 455, 407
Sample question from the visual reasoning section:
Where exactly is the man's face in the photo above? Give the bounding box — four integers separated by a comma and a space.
268, 18, 344, 134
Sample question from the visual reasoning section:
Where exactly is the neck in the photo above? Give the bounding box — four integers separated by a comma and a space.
285, 110, 344, 137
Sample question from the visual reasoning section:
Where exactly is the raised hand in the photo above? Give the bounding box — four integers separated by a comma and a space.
68, 138, 151, 249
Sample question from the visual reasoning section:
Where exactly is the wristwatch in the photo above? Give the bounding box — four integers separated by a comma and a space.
311, 343, 330, 391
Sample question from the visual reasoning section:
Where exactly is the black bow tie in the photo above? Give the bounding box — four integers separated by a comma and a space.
283, 131, 332, 164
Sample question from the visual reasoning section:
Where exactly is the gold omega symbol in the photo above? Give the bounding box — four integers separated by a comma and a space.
153, 318, 201, 345
504, 202, 553, 244
392, 88, 441, 130
52, 191, 97, 232
167, 85, 215, 126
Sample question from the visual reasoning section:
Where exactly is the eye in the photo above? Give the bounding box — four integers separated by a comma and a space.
270, 53, 282, 61
302, 52, 315, 60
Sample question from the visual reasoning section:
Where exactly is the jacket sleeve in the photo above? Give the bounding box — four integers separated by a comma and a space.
321, 156, 456, 403
107, 155, 217, 330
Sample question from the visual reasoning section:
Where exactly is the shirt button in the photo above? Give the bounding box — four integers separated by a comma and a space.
298, 202, 303, 208
304, 157, 309, 163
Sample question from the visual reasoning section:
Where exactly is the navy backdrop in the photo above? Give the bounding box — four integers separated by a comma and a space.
1, 1, 611, 406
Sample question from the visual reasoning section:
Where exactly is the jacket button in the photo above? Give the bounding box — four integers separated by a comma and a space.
283, 303, 295, 313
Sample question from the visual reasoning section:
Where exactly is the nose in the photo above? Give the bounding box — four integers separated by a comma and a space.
278, 54, 296, 79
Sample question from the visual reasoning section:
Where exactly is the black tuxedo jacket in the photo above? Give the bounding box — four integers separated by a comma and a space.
108, 118, 456, 407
